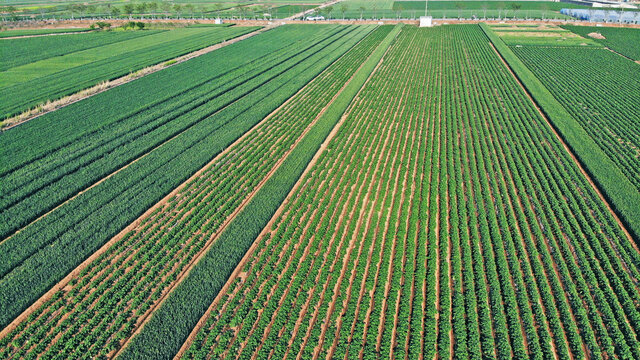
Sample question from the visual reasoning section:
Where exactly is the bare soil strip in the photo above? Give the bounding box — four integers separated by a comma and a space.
1, 26, 268, 130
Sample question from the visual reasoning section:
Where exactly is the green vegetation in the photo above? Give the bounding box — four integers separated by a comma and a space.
482, 22, 640, 242
0, 26, 257, 118
0, 24, 370, 332
1, 0, 320, 21
0, 30, 154, 71
562, 25, 640, 60
334, 0, 586, 19
118, 25, 397, 360
0, 27, 89, 38
0, 24, 382, 359
180, 24, 640, 359
491, 24, 601, 46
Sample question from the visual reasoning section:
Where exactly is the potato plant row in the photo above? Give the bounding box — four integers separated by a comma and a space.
182, 24, 640, 360
0, 25, 369, 329
117, 25, 401, 360
512, 45, 640, 193
0, 24, 385, 360
0, 26, 258, 118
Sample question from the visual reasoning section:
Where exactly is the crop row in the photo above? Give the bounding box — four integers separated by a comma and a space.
0, 24, 369, 329
118, 25, 401, 360
512, 46, 640, 193
0, 26, 258, 118
0, 24, 386, 360
181, 24, 640, 359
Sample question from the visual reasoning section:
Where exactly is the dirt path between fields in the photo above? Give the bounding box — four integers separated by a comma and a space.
1, 26, 269, 131
488, 41, 638, 254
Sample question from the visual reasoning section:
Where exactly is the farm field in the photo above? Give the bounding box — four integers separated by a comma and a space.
491, 23, 601, 46
1, 18, 640, 360
0, 24, 389, 359
482, 24, 640, 240
562, 25, 640, 61
177, 24, 640, 359
0, 25, 259, 119
0, 27, 89, 37
0, 24, 373, 330
512, 46, 640, 191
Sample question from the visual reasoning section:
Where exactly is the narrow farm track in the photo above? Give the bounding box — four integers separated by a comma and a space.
176, 24, 640, 360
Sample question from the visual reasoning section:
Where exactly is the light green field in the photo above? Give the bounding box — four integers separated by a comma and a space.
0, 27, 89, 38
491, 23, 602, 46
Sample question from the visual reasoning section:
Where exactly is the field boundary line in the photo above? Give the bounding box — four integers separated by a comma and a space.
482, 24, 640, 252
1, 26, 269, 130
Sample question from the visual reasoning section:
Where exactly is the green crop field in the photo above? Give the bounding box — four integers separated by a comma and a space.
0, 27, 89, 37
562, 25, 640, 61
0, 26, 258, 118
491, 23, 602, 46
1, 18, 639, 360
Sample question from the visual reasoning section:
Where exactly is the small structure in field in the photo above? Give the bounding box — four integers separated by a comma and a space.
420, 16, 433, 27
